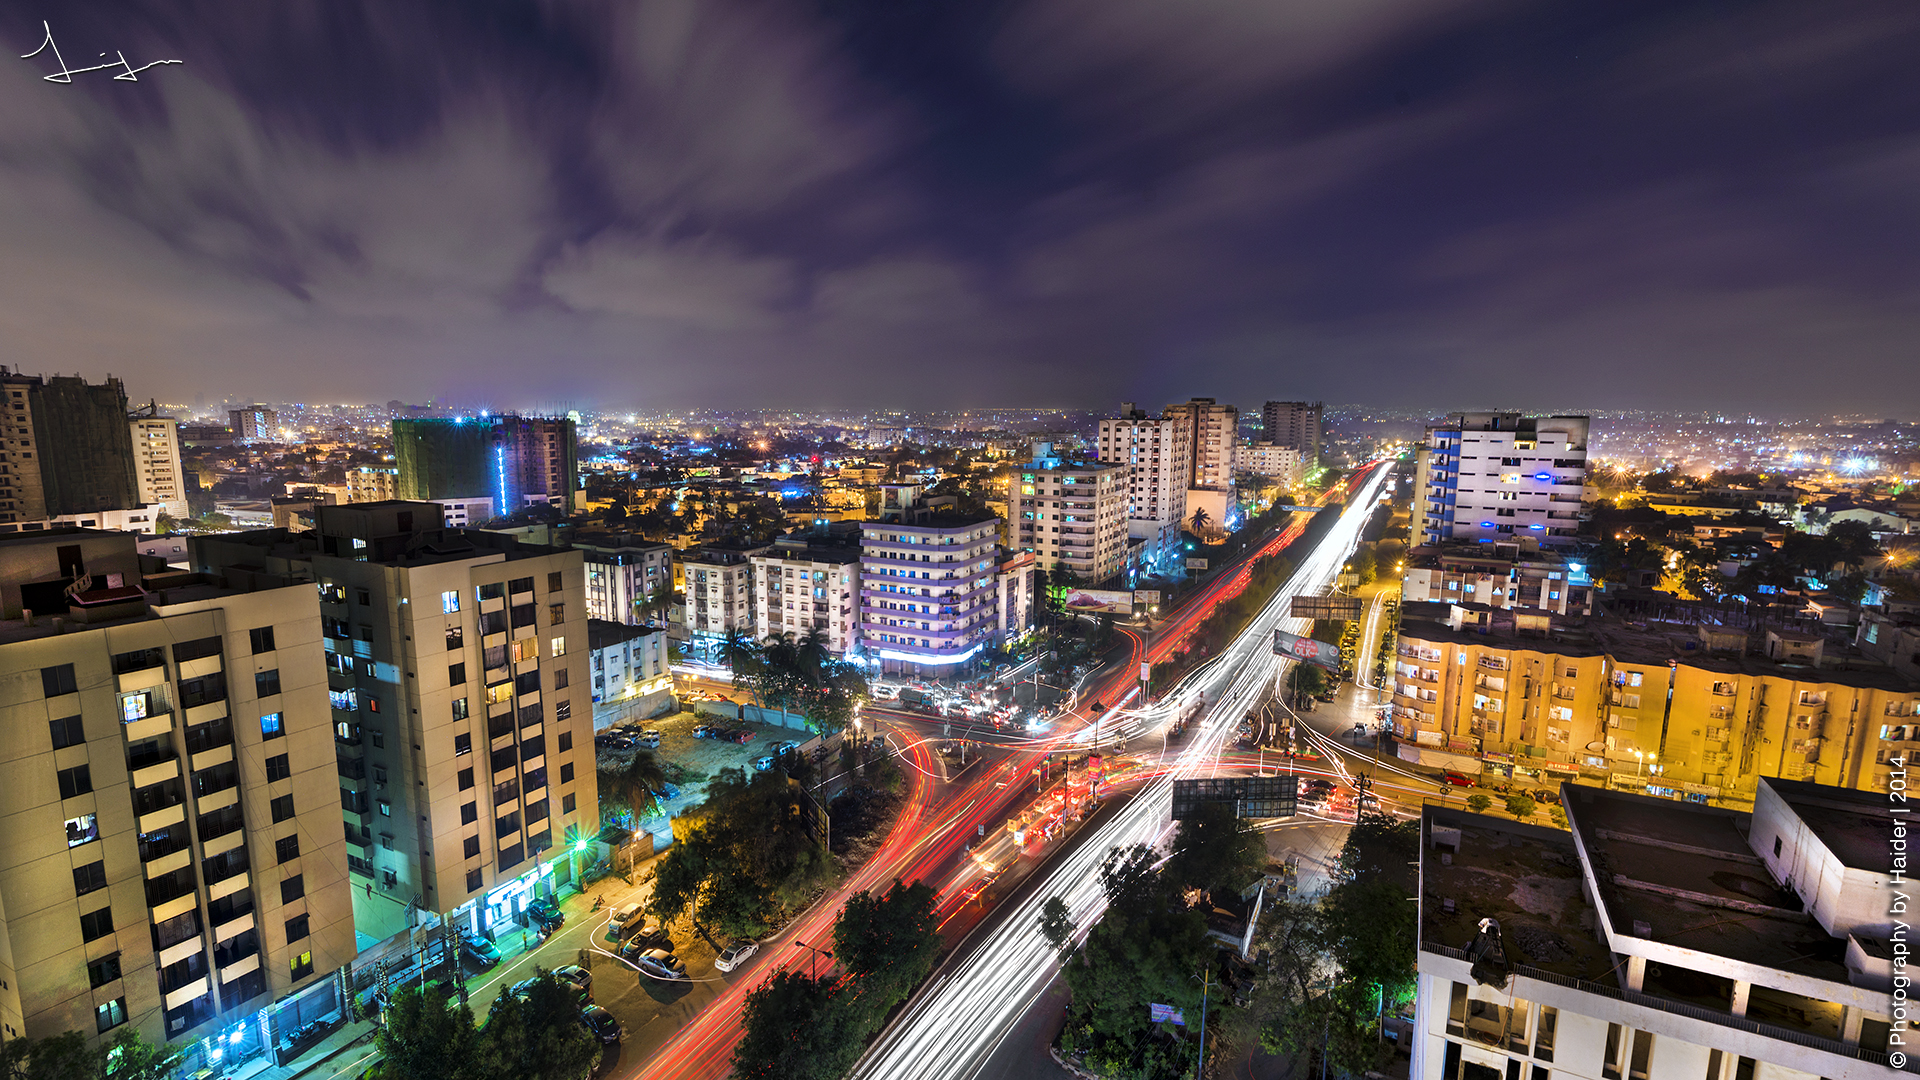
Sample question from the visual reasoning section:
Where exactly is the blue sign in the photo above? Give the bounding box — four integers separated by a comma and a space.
1149, 1003, 1186, 1025
1276, 505, 1324, 513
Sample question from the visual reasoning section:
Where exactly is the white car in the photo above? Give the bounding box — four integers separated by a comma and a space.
714, 939, 759, 973
604, 903, 645, 941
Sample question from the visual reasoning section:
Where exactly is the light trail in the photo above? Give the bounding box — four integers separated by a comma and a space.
850, 465, 1391, 1080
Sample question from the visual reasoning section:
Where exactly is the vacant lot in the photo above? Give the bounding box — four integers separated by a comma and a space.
596, 704, 815, 826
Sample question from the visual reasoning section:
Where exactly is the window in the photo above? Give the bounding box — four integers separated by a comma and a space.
1602, 1024, 1624, 1080
41, 664, 78, 697
559, 762, 574, 784
275, 835, 300, 863
1533, 1006, 1556, 1060
549, 603, 565, 626
285, 914, 309, 944
58, 764, 93, 799
366, 695, 381, 713
548, 571, 563, 591
461, 802, 477, 824
509, 576, 533, 595
80, 906, 114, 942
452, 697, 469, 722
290, 951, 313, 980
66, 813, 99, 848
87, 955, 121, 989
174, 636, 221, 663
281, 874, 305, 903
271, 795, 295, 823
449, 662, 466, 686
446, 625, 464, 650
554, 700, 571, 722
511, 638, 538, 663
255, 669, 282, 697
562, 793, 577, 814
378, 800, 391, 817
73, 860, 107, 896
463, 835, 481, 858
120, 691, 154, 723
49, 714, 83, 749
466, 868, 483, 892
454, 733, 472, 757
1773, 836, 1783, 856
249, 626, 276, 654
442, 590, 461, 614
266, 754, 291, 782
557, 731, 572, 753
1629, 1030, 1653, 1079
95, 997, 127, 1033
260, 712, 283, 739
554, 667, 568, 690
458, 767, 474, 790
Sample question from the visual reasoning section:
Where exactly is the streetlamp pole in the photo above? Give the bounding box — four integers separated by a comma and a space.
791, 938, 832, 980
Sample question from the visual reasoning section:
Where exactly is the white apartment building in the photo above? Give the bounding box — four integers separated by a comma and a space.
1400, 543, 1594, 616
130, 415, 188, 521
1415, 780, 1902, 1080
1011, 445, 1129, 584
1163, 397, 1239, 491
676, 543, 767, 653
0, 505, 168, 537
1259, 400, 1322, 465
1239, 443, 1304, 486
587, 619, 671, 727
859, 508, 1003, 674
574, 533, 674, 626
345, 467, 397, 504
0, 530, 353, 1062
433, 496, 494, 528
191, 503, 597, 946
1412, 413, 1588, 549
1095, 405, 1191, 573
753, 533, 861, 654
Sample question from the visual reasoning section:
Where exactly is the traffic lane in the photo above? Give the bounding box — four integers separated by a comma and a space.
972, 973, 1074, 1080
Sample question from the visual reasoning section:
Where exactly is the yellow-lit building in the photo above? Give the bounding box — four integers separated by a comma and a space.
1391, 603, 1920, 807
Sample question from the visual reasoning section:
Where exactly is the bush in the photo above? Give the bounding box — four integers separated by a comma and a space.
1465, 794, 1492, 815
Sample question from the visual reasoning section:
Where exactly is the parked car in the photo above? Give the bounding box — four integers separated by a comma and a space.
525, 898, 564, 930
752, 755, 775, 771
459, 930, 502, 967
691, 724, 714, 739
634, 949, 687, 981
552, 965, 593, 998
651, 782, 680, 802
1442, 771, 1477, 788
619, 921, 671, 961
729, 729, 756, 744
639, 729, 662, 748
714, 939, 759, 973
579, 1004, 623, 1045
769, 740, 799, 756
605, 903, 644, 941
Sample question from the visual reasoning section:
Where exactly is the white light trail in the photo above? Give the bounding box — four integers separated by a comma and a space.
851, 467, 1390, 1080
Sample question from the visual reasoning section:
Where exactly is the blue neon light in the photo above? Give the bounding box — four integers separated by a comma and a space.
1481, 521, 1495, 527
877, 643, 983, 666
495, 446, 507, 512
1534, 472, 1551, 481
1528, 524, 1544, 530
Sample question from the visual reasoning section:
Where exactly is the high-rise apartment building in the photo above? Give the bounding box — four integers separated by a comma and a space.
1011, 444, 1128, 583
754, 531, 861, 654
227, 407, 277, 445
1411, 413, 1588, 549
345, 467, 398, 504
0, 530, 353, 1055
392, 416, 578, 513
676, 542, 767, 655
574, 532, 675, 626
190, 503, 597, 944
1259, 401, 1322, 465
1095, 404, 1191, 573
130, 410, 188, 521
1162, 397, 1238, 491
1239, 443, 1304, 486
859, 492, 1005, 674
0, 369, 140, 524
1415, 781, 1900, 1080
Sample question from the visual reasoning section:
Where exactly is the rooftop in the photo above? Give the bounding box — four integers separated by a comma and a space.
1765, 778, 1894, 871
587, 618, 665, 651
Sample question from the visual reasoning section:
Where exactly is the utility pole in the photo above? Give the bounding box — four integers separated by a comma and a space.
1194, 967, 1211, 1080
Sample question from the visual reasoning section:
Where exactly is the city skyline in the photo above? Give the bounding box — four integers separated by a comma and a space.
5, 2, 1920, 413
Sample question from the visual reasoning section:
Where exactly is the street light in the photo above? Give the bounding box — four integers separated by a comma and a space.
1633, 749, 1656, 782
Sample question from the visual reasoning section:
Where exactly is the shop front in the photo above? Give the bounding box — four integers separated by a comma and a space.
480, 859, 558, 936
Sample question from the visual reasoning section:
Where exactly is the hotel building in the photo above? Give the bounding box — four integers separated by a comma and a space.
1011, 445, 1128, 584
860, 492, 1006, 674
1411, 413, 1588, 549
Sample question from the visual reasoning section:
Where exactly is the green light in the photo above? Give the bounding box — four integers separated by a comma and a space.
574, 840, 589, 853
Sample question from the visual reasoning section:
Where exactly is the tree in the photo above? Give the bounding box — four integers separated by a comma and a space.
376, 985, 482, 1080
1038, 895, 1073, 955
1465, 793, 1492, 815
599, 749, 667, 826
732, 970, 866, 1080
96, 1031, 184, 1080
1503, 793, 1537, 819
833, 878, 942, 1020
477, 974, 600, 1080
0, 1031, 93, 1080
651, 768, 834, 937
152, 510, 176, 536
1189, 507, 1213, 537
603, 501, 628, 526
1164, 799, 1268, 900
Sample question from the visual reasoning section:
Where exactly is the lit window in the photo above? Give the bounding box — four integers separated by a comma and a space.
66, 813, 99, 848
442, 590, 460, 614
550, 637, 566, 657
120, 692, 152, 723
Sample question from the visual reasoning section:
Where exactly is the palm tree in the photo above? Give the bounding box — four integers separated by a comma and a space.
1189, 507, 1212, 536
600, 750, 668, 827
717, 632, 767, 707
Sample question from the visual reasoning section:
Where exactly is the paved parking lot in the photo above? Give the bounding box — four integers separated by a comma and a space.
597, 702, 817, 820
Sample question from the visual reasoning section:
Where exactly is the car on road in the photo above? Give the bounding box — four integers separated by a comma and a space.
579, 1004, 623, 1045
525, 898, 564, 930
714, 939, 759, 973
651, 781, 680, 802
459, 930, 502, 967
633, 949, 687, 981
552, 964, 593, 998
751, 755, 775, 771
1442, 771, 1476, 788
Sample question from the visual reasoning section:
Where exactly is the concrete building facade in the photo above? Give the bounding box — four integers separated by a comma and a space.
1400, 543, 1595, 617
1412, 413, 1588, 549
1095, 405, 1191, 574
859, 508, 1002, 673
676, 543, 767, 654
587, 620, 672, 728
129, 414, 188, 522
1163, 397, 1238, 491
0, 532, 354, 1057
1259, 400, 1322, 465
754, 533, 861, 654
1239, 443, 1304, 486
227, 408, 277, 445
392, 416, 578, 512
1011, 445, 1128, 584
0, 369, 140, 524
574, 533, 675, 627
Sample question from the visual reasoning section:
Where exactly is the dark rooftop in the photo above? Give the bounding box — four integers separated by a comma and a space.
1765, 778, 1895, 872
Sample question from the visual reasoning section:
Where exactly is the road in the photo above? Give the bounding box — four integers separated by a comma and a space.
849, 464, 1391, 1080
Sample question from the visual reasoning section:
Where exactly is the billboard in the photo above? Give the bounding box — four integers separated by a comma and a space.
1276, 505, 1325, 513
1290, 594, 1363, 620
1172, 775, 1298, 820
1273, 628, 1343, 671
1133, 589, 1162, 609
1185, 558, 1209, 570
1062, 588, 1134, 615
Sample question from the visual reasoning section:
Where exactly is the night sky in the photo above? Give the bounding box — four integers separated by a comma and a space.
4, 1, 1918, 414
